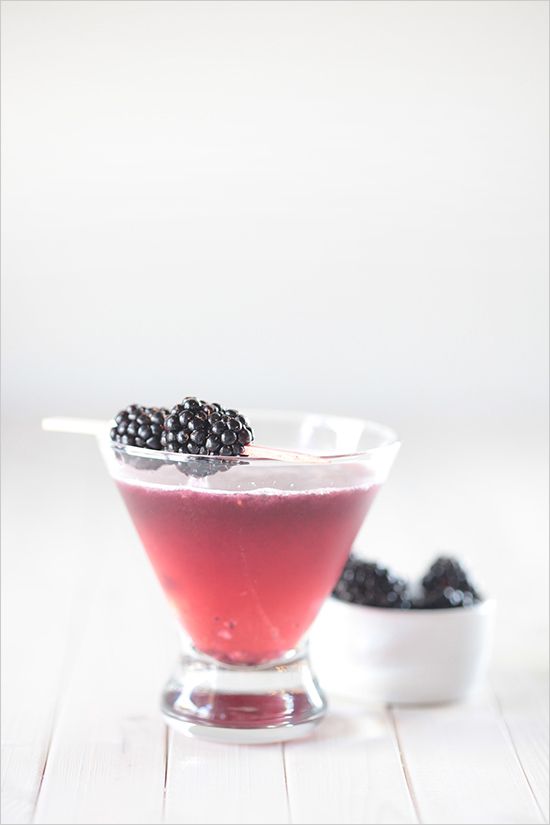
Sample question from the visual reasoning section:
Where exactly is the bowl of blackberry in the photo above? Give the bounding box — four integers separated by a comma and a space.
311, 555, 496, 704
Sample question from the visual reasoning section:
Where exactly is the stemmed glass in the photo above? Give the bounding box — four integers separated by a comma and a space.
97, 410, 399, 743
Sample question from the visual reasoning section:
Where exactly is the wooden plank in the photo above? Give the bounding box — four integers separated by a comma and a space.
493, 670, 549, 823
32, 502, 176, 824
391, 690, 546, 825
163, 733, 289, 825
1, 436, 109, 825
1, 579, 88, 825
283, 696, 418, 824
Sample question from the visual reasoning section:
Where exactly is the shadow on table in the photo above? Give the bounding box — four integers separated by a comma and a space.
300, 695, 390, 744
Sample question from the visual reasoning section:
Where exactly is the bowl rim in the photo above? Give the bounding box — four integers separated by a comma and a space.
328, 596, 497, 616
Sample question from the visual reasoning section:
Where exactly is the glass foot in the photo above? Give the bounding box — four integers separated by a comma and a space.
161, 646, 327, 744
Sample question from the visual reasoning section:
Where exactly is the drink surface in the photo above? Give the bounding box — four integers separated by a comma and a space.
117, 478, 378, 665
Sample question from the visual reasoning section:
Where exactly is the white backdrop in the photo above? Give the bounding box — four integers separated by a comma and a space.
2, 0, 548, 667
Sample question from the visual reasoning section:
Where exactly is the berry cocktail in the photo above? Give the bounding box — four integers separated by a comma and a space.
103, 406, 399, 743
117, 480, 378, 665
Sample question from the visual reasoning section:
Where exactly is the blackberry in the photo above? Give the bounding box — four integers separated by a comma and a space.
114, 450, 167, 472
110, 404, 169, 450
160, 397, 253, 457
415, 587, 478, 609
175, 456, 235, 479
419, 556, 481, 607
333, 556, 410, 608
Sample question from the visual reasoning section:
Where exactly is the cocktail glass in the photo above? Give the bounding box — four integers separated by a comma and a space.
100, 410, 399, 743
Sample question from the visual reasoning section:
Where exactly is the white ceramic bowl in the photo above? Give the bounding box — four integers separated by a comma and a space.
310, 596, 496, 704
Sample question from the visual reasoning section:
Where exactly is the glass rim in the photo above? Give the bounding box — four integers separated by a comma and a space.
107, 408, 400, 468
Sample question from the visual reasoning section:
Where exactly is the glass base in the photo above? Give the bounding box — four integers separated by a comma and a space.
161, 645, 327, 744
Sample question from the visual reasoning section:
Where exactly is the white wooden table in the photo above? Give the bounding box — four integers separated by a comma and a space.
2, 426, 548, 825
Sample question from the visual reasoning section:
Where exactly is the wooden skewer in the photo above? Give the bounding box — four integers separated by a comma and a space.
42, 418, 331, 464
244, 445, 328, 464
42, 417, 107, 436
